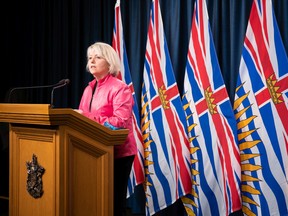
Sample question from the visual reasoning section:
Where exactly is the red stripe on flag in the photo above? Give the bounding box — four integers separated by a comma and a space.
191, 13, 210, 89
249, 2, 274, 79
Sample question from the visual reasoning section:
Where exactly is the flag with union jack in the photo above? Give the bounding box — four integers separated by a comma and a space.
141, 0, 192, 215
181, 0, 242, 215
233, 0, 288, 215
112, 0, 145, 197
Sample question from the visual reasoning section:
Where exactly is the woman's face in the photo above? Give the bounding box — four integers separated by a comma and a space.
87, 51, 110, 80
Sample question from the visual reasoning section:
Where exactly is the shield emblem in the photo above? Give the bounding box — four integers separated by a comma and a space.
26, 154, 45, 198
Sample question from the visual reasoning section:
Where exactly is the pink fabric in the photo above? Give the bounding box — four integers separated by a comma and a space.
78, 74, 137, 159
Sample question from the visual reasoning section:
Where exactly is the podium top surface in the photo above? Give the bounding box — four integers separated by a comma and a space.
0, 103, 129, 146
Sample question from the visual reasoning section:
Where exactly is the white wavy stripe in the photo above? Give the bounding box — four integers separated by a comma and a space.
170, 102, 192, 188
183, 73, 226, 214
216, 105, 241, 176
269, 102, 288, 172
238, 63, 288, 215
198, 111, 227, 214
149, 102, 178, 179
148, 110, 178, 214
143, 67, 178, 214
196, 133, 226, 214
208, 109, 228, 195
215, 123, 240, 214
217, 110, 241, 172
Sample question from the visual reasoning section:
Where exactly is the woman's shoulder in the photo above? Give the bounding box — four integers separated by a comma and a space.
109, 75, 129, 88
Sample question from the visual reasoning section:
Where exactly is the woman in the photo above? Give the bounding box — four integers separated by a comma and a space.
77, 42, 137, 216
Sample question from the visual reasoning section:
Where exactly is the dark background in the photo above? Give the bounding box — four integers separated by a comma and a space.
1, 0, 287, 215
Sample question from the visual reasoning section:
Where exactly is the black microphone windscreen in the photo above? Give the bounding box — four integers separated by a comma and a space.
64, 79, 70, 84
58, 79, 70, 85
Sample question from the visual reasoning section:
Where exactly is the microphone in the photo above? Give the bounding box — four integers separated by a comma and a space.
8, 79, 70, 103
50, 79, 70, 108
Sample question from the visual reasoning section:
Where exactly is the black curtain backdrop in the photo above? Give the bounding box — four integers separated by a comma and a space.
1, 0, 287, 107
1, 0, 288, 215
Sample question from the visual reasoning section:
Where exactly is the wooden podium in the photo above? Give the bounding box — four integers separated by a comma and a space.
0, 103, 128, 216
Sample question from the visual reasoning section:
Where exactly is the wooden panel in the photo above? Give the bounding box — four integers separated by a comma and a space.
0, 104, 126, 216
65, 127, 113, 216
10, 126, 59, 216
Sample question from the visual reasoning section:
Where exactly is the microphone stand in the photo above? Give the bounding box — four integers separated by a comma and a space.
8, 79, 69, 104
50, 80, 70, 108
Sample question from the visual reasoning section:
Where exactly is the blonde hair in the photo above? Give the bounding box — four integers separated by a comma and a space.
86, 42, 121, 76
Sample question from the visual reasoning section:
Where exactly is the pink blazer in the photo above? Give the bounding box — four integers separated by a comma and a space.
79, 74, 137, 159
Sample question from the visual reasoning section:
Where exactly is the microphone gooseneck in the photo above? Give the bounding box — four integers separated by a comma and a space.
50, 79, 70, 108
8, 79, 70, 103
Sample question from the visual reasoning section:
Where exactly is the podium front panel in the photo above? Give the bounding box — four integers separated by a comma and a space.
0, 104, 126, 216
9, 124, 114, 216
10, 126, 59, 216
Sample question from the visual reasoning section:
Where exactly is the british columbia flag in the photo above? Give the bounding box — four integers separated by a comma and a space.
141, 0, 192, 215
112, 0, 145, 197
233, 0, 288, 215
181, 0, 242, 215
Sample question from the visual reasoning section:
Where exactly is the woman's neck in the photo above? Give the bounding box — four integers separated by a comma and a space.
94, 72, 110, 81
